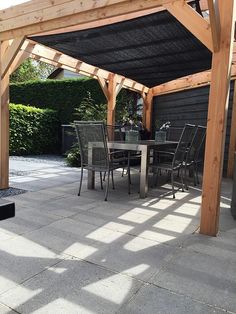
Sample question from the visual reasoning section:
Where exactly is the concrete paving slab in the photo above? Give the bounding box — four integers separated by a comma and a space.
119, 283, 229, 314
0, 303, 18, 314
2, 155, 234, 314
0, 235, 66, 295
151, 249, 236, 313
182, 232, 236, 261
0, 257, 143, 314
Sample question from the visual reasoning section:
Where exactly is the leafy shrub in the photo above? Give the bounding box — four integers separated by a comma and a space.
10, 78, 106, 123
65, 144, 81, 167
10, 103, 60, 155
10, 78, 138, 124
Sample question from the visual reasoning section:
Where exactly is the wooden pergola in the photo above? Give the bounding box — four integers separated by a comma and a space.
0, 0, 235, 236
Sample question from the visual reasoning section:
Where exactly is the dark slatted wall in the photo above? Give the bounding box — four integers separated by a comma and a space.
152, 82, 234, 174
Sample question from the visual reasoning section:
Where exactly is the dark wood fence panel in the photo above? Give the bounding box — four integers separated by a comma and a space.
152, 82, 234, 174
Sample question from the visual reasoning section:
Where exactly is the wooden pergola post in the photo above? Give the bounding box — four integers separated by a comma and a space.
107, 74, 117, 126
200, 0, 236, 236
0, 41, 10, 189
227, 79, 236, 178
142, 90, 153, 131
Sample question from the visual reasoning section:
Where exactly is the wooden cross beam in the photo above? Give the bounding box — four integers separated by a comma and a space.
0, 0, 181, 41
151, 64, 236, 96
19, 39, 149, 94
164, 1, 213, 51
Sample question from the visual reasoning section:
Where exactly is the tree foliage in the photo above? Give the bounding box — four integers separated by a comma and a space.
10, 59, 55, 83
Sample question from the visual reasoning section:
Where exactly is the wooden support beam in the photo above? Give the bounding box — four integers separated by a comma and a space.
2, 36, 25, 77
142, 90, 153, 131
227, 80, 236, 178
107, 74, 117, 126
207, 0, 220, 52
97, 77, 109, 101
21, 39, 149, 94
9, 50, 30, 75
200, 0, 236, 236
152, 64, 236, 96
164, 1, 213, 51
116, 78, 125, 96
0, 41, 10, 189
0, 0, 177, 41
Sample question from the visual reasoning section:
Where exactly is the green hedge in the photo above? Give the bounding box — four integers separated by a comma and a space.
10, 78, 107, 123
10, 103, 60, 155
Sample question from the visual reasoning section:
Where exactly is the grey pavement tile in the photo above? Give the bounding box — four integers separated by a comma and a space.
0, 303, 18, 314
71, 210, 192, 248
182, 232, 236, 261
219, 214, 236, 233
82, 233, 179, 282
151, 249, 236, 313
119, 283, 228, 314
24, 218, 101, 258
0, 257, 143, 314
0, 235, 65, 295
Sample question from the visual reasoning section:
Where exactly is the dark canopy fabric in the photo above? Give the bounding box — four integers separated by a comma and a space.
32, 10, 212, 88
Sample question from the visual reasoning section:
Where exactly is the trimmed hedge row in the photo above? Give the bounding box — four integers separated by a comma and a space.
10, 78, 107, 123
10, 103, 60, 155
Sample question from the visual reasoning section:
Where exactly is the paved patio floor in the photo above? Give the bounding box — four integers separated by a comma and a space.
0, 156, 235, 313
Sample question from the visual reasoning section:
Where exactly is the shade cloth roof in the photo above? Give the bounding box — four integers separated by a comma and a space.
32, 9, 212, 88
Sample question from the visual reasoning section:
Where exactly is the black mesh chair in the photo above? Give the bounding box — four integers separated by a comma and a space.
152, 124, 196, 198
167, 127, 184, 141
183, 125, 206, 189
74, 121, 128, 201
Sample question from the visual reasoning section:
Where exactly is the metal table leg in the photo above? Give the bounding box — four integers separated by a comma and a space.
139, 146, 149, 198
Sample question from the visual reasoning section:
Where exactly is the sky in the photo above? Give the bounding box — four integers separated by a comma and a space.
0, 0, 30, 9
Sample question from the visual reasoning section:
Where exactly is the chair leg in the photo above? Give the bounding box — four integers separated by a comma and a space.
171, 171, 175, 199
192, 164, 197, 186
184, 164, 188, 190
111, 170, 115, 189
180, 167, 184, 192
104, 170, 110, 201
196, 163, 200, 185
103, 171, 106, 181
100, 172, 103, 190
78, 166, 83, 196
121, 167, 125, 177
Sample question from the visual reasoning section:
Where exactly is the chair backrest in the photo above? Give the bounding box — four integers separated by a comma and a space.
106, 125, 124, 141
173, 124, 196, 167
167, 127, 184, 141
187, 125, 207, 163
74, 121, 109, 167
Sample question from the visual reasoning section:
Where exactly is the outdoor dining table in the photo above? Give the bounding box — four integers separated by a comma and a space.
88, 140, 178, 198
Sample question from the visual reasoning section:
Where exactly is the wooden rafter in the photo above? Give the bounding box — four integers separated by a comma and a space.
0, 0, 178, 41
207, 0, 220, 52
164, 1, 213, 51
20, 39, 149, 94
